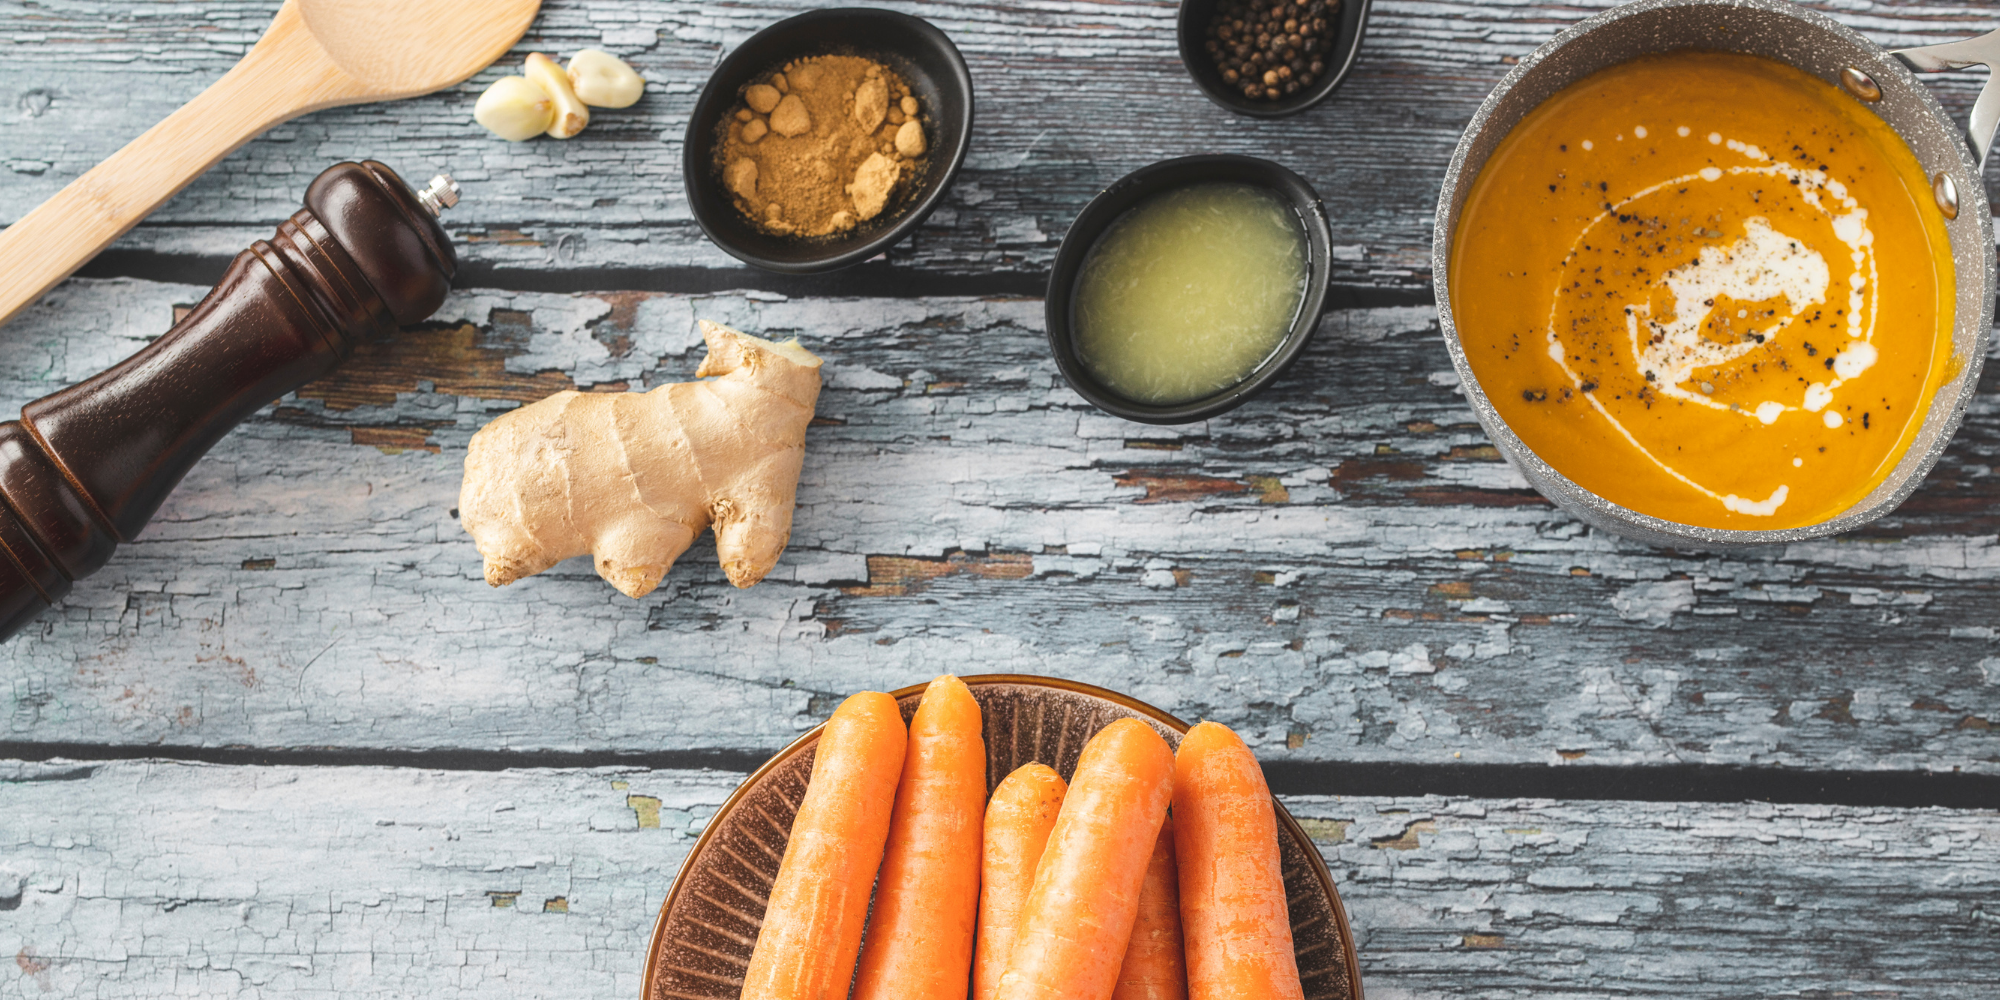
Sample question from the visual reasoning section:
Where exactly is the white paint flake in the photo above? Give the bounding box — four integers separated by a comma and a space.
1610, 580, 1696, 626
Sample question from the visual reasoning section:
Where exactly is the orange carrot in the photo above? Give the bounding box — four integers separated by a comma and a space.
741, 691, 906, 1000
995, 717, 1175, 1000
1172, 721, 1303, 1000
973, 762, 1069, 1000
1111, 816, 1187, 1000
852, 675, 988, 1000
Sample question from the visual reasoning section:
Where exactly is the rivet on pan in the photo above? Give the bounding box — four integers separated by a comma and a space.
1840, 66, 1882, 102
1934, 172, 1960, 219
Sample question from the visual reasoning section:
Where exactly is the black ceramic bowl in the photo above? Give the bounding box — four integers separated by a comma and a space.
1176, 0, 1373, 118
683, 8, 974, 273
1045, 155, 1333, 425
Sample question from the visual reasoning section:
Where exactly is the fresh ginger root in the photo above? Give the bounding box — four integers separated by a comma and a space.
458, 320, 823, 597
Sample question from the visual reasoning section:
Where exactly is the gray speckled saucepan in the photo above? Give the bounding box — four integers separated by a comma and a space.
1433, 0, 2000, 550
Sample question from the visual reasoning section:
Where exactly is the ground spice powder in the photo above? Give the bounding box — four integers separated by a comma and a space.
716, 54, 929, 237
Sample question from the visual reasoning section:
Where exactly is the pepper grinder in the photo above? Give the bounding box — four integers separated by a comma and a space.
0, 160, 459, 641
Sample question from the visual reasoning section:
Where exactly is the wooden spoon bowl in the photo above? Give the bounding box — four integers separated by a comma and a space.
0, 0, 541, 328
642, 674, 1364, 1000
297, 0, 539, 99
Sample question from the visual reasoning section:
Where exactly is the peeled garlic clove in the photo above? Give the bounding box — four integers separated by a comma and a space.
474, 75, 555, 142
567, 49, 645, 109
525, 52, 589, 138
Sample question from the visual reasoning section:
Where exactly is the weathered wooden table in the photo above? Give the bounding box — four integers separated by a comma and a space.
2, 0, 1996, 996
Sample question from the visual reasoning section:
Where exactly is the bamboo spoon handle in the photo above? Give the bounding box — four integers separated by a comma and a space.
0, 1, 363, 328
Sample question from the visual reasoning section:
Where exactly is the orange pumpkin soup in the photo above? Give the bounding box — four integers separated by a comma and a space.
1451, 52, 1954, 529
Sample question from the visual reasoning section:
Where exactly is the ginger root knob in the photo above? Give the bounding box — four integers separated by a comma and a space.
458, 321, 824, 597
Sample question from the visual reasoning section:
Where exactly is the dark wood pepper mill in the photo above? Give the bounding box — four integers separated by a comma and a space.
0, 160, 459, 640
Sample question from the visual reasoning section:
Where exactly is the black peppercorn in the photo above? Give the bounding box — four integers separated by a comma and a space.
1204, 0, 1341, 100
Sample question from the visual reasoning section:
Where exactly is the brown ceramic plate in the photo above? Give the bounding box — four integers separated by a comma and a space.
642, 674, 1362, 1000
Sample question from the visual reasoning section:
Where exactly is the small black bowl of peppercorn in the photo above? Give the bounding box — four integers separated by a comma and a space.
1178, 0, 1372, 117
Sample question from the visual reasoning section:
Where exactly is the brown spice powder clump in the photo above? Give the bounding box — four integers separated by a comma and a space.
716, 54, 929, 237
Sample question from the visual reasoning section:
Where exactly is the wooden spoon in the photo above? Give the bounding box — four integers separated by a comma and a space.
0, 0, 541, 328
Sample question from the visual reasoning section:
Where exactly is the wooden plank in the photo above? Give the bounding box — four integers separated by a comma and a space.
1, 760, 1995, 997
2, 0, 1996, 288
0, 279, 1995, 770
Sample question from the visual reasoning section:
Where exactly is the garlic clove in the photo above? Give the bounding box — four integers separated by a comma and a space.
566, 49, 645, 109
474, 75, 556, 142
525, 52, 589, 138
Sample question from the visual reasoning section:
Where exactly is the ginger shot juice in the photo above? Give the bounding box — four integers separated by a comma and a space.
1071, 181, 1309, 407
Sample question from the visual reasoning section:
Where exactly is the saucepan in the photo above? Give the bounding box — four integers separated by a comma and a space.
1434, 0, 2000, 549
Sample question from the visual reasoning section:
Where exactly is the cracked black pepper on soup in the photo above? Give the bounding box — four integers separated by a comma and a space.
1201, 0, 1341, 100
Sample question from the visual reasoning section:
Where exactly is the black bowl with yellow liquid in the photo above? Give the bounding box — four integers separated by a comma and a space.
1045, 155, 1334, 425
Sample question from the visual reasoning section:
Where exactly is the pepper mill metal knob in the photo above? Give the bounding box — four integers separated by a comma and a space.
0, 160, 458, 641
415, 173, 462, 215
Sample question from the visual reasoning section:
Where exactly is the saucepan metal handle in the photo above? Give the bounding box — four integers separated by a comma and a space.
1894, 27, 2000, 170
